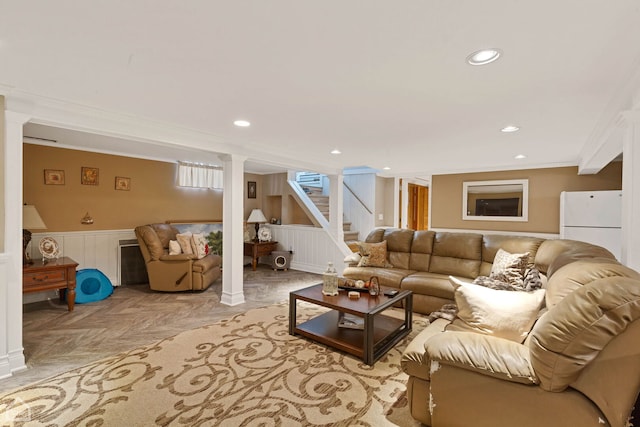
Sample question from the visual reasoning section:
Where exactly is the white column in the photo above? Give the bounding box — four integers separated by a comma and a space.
328, 173, 344, 241
220, 154, 246, 306
401, 178, 409, 229
1, 111, 30, 378
621, 111, 640, 270
393, 177, 401, 228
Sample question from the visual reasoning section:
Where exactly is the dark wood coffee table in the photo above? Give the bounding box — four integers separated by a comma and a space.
289, 283, 412, 365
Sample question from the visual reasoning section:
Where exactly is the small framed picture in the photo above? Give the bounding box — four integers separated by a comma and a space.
81, 167, 99, 185
115, 176, 131, 191
248, 181, 257, 199
44, 169, 65, 185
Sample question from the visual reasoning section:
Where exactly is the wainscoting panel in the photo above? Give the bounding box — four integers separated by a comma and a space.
267, 225, 347, 274
29, 229, 136, 291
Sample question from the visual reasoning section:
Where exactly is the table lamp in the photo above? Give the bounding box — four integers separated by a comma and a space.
23, 204, 47, 265
246, 209, 267, 241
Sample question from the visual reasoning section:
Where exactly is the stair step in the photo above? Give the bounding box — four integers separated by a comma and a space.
344, 231, 359, 241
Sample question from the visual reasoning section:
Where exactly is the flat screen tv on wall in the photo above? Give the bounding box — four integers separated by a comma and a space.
475, 198, 520, 217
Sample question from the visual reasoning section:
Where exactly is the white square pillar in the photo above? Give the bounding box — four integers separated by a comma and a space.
220, 154, 247, 306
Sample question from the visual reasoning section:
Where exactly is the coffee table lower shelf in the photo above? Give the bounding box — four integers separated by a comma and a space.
292, 310, 410, 364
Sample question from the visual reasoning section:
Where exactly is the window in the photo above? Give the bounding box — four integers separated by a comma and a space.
177, 161, 223, 189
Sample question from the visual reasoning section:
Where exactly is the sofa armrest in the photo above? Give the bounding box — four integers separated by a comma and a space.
343, 252, 361, 267
425, 331, 539, 385
159, 254, 196, 262
401, 318, 450, 381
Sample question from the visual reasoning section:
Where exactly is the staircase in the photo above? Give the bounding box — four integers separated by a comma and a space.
302, 186, 360, 247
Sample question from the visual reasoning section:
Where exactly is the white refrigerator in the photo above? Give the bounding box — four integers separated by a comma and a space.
560, 190, 622, 260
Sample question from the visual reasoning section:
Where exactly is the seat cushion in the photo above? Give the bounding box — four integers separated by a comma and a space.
400, 272, 456, 300
192, 254, 222, 273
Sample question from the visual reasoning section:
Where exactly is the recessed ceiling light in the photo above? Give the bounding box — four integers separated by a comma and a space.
233, 120, 251, 127
501, 125, 520, 133
466, 49, 502, 66
383, 166, 391, 171
331, 149, 341, 154
515, 154, 526, 160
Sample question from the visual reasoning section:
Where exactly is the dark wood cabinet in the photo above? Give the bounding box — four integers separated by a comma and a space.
23, 257, 79, 311
244, 241, 278, 271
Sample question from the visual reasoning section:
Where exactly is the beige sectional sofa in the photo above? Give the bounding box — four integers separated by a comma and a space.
343, 227, 613, 315
344, 228, 640, 426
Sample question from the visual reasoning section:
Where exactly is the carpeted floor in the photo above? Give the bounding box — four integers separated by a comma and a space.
0, 302, 428, 426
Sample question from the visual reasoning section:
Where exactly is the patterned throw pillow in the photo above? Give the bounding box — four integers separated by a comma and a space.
489, 248, 529, 287
357, 241, 391, 268
168, 240, 182, 255
176, 232, 194, 255
471, 266, 544, 292
191, 233, 209, 259
523, 267, 543, 291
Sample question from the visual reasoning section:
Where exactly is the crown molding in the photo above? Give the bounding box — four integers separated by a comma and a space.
3, 89, 337, 175
579, 57, 640, 174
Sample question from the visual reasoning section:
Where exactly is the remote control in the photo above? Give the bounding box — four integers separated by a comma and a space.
384, 290, 399, 297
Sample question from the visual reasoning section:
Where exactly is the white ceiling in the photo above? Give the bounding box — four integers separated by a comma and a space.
3, 2, 640, 176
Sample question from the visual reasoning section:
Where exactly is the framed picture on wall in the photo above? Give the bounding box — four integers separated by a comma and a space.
81, 167, 99, 185
44, 169, 65, 185
248, 181, 257, 199
115, 176, 131, 191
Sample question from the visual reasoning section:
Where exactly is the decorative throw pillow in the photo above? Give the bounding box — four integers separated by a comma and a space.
343, 252, 362, 265
191, 233, 209, 259
176, 232, 194, 255
489, 248, 529, 288
357, 241, 392, 268
447, 280, 546, 343
472, 275, 514, 291
523, 267, 544, 291
168, 240, 182, 255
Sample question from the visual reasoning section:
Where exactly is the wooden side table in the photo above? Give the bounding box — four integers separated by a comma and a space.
244, 241, 278, 271
23, 256, 79, 311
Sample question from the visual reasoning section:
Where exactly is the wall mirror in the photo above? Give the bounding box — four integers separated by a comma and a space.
462, 179, 528, 221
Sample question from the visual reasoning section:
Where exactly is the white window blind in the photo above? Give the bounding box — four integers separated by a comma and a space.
177, 161, 223, 189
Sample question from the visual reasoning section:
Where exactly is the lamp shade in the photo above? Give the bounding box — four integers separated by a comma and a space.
23, 205, 47, 230
247, 208, 267, 224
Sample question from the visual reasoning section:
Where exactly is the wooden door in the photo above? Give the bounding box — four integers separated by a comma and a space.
407, 183, 429, 230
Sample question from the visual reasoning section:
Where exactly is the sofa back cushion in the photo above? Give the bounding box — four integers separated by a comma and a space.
528, 276, 640, 392
151, 223, 179, 248
364, 228, 386, 243
383, 228, 415, 269
429, 232, 482, 279
136, 225, 165, 261
544, 258, 640, 309
479, 235, 544, 276
409, 230, 435, 272
534, 239, 615, 276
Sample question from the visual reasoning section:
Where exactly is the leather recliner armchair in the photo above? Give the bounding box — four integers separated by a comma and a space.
135, 223, 221, 292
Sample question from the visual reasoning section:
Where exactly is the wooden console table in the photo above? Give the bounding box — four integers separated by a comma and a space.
244, 241, 278, 271
23, 257, 79, 312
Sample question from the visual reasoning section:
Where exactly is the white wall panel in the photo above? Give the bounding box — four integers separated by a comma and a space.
29, 229, 136, 284
268, 225, 345, 275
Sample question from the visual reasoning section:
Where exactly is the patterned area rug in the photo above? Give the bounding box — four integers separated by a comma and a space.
0, 302, 428, 426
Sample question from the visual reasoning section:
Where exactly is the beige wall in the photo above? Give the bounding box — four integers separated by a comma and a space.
431, 163, 622, 233
23, 144, 225, 232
